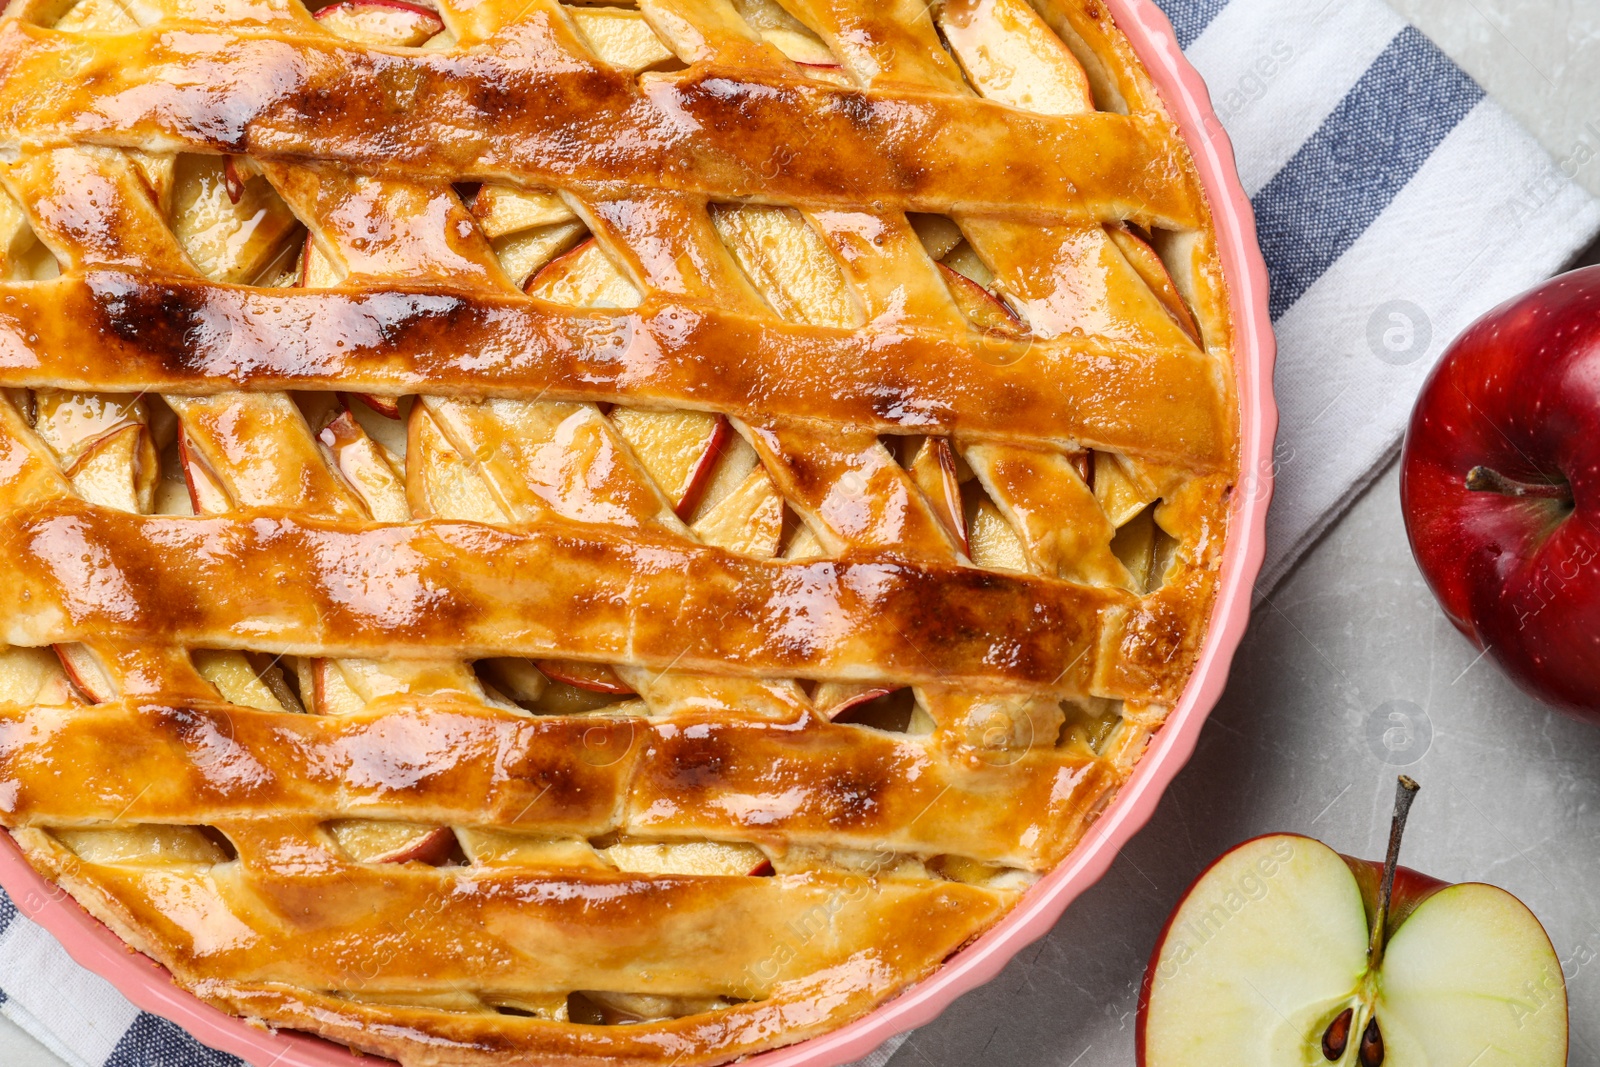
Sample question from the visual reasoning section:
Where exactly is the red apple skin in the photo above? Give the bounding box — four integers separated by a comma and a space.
674, 416, 731, 521
52, 644, 113, 704
377, 826, 457, 866
1339, 854, 1449, 940
819, 686, 895, 721
1135, 834, 1452, 1064
536, 659, 635, 696
353, 393, 401, 419
1401, 266, 1600, 718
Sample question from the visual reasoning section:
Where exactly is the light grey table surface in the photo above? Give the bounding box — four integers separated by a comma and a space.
3, 2, 1597, 1065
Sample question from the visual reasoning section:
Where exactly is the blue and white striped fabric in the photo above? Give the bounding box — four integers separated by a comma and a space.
2, 2, 1596, 1065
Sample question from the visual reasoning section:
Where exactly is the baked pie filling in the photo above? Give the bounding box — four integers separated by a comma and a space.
0, 0, 1236, 1062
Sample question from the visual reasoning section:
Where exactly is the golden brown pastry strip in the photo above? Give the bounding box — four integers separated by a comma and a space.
1, 501, 1118, 689
21, 826, 1004, 997
0, 274, 1230, 467
0, 700, 1111, 865
0, 702, 632, 832
0, 26, 1203, 226
625, 713, 1112, 867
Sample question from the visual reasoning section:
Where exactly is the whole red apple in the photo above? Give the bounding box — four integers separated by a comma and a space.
1400, 266, 1600, 718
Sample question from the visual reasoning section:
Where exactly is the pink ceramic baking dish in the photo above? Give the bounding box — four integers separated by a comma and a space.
0, 1, 1277, 1062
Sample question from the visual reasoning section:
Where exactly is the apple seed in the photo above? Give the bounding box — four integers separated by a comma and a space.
1320, 1006, 1353, 1060
1358, 1016, 1384, 1066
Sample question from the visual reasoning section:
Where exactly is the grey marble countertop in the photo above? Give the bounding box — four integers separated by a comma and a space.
3, 1, 1597, 1064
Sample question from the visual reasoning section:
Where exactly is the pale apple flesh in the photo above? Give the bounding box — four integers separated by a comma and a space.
1138, 834, 1567, 1066
312, 0, 443, 48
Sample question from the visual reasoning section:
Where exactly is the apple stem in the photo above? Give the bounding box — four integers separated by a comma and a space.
1465, 465, 1573, 505
1368, 776, 1421, 971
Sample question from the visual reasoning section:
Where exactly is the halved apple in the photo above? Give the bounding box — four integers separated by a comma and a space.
313, 0, 444, 47
1139, 781, 1567, 1067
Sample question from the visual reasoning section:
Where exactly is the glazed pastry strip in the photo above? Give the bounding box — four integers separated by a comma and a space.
0, 701, 1112, 867
21, 826, 1004, 996
0, 502, 1122, 692
0, 275, 1229, 468
0, 25, 1205, 228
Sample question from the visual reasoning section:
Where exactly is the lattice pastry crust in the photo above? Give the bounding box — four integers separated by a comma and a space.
0, 0, 1236, 1062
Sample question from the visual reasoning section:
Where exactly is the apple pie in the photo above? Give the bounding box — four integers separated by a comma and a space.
0, 0, 1236, 1062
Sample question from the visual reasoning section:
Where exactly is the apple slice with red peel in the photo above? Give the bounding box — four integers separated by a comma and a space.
169, 155, 298, 284
62, 424, 158, 514
1139, 779, 1567, 1067
176, 429, 232, 514
1106, 223, 1202, 345
298, 233, 342, 289
313, 0, 443, 47
327, 820, 459, 865
352, 392, 401, 419
535, 659, 635, 696
814, 681, 899, 720
937, 0, 1094, 116
758, 28, 849, 85
524, 238, 641, 308
317, 407, 409, 521
937, 261, 1026, 338
0, 647, 78, 708
310, 658, 367, 715
1072, 449, 1094, 489
908, 437, 968, 556
609, 408, 730, 520
222, 156, 246, 205
470, 184, 575, 240
52, 643, 115, 704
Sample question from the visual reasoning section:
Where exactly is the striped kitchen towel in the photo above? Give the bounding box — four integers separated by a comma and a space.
1, 1, 1596, 1066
